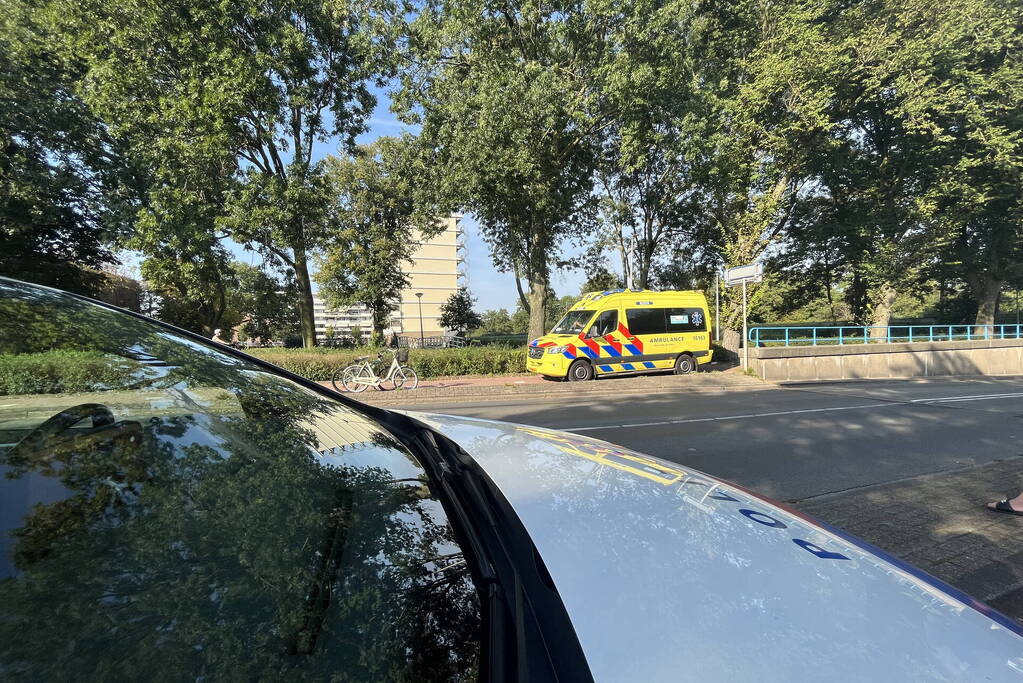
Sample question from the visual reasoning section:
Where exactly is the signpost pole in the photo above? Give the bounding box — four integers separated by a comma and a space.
742, 279, 748, 372
724, 262, 762, 372
715, 273, 720, 342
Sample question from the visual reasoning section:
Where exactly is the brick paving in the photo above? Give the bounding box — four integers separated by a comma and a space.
796, 457, 1023, 622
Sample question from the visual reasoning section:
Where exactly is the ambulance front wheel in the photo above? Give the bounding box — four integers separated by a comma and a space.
674, 353, 696, 375
567, 359, 594, 382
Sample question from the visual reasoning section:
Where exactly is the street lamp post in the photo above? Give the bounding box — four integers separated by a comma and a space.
415, 292, 425, 347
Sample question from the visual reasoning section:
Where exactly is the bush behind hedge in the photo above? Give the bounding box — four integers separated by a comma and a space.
0, 351, 143, 395
247, 346, 526, 380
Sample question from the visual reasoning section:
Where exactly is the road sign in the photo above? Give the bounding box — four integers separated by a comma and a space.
724, 263, 763, 287
722, 262, 763, 373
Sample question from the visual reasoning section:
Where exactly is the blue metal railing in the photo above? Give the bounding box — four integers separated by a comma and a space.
748, 325, 1023, 347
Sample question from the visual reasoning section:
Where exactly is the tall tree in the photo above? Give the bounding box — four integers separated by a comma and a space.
0, 1, 136, 294
691, 0, 842, 338
591, 0, 704, 290
396, 0, 605, 339
56, 0, 397, 346
902, 0, 1023, 328
316, 138, 439, 341
784, 0, 1023, 332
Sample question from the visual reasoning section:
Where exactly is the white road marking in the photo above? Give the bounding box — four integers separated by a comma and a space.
910, 392, 1023, 404
564, 390, 1023, 432
565, 403, 886, 432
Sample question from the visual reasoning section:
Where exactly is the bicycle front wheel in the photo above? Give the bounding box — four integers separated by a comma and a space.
394, 367, 419, 390
342, 366, 369, 393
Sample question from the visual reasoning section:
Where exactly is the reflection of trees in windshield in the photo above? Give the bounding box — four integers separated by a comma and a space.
2, 389, 480, 680
0, 280, 480, 680
0, 279, 266, 396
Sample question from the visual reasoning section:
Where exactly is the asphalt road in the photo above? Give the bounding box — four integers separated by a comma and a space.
402, 376, 1023, 502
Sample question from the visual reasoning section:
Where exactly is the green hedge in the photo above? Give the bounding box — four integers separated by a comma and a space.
247, 346, 527, 380
0, 351, 142, 395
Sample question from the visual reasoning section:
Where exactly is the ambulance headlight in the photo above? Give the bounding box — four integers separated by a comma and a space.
547, 346, 567, 354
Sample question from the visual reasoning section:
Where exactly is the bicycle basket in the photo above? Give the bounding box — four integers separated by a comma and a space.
395, 348, 409, 363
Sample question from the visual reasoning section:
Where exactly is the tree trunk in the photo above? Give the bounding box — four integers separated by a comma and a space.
512, 258, 530, 313
971, 274, 1001, 337
527, 280, 548, 341
292, 246, 318, 348
869, 284, 897, 340
637, 242, 653, 290
846, 270, 868, 325
618, 237, 631, 289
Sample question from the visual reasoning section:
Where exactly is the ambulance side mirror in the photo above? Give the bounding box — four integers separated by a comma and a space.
587, 326, 601, 338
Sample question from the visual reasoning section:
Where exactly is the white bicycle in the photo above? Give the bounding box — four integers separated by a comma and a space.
332, 348, 419, 392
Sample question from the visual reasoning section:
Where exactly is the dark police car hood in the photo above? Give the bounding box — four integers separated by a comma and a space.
407, 412, 1023, 682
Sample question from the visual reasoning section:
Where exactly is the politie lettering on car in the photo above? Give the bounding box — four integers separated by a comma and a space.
4, 276, 1023, 682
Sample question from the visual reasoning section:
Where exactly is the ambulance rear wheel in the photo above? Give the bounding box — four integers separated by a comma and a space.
567, 359, 594, 382
674, 353, 696, 375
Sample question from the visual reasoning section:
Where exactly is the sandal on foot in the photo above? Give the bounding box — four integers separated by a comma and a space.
989, 500, 1023, 516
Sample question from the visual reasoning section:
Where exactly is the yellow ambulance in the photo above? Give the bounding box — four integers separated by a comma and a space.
526, 289, 712, 381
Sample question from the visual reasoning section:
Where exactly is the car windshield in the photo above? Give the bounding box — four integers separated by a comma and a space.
0, 279, 481, 680
551, 310, 595, 335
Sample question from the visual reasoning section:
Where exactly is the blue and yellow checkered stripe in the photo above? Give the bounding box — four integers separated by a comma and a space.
598, 361, 657, 373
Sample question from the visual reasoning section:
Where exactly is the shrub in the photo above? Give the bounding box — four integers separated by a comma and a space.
0, 351, 143, 395
246, 345, 526, 381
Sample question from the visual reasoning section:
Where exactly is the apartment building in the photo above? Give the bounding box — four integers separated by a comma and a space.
394, 214, 465, 337
312, 214, 466, 339
311, 298, 375, 340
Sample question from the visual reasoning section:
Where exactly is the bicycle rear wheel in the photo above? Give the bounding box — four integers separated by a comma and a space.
331, 365, 355, 392
394, 366, 419, 390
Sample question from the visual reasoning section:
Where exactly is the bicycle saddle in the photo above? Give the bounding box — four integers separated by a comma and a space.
354, 355, 369, 361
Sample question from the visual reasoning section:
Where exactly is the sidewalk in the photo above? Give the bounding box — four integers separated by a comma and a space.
320, 364, 765, 405
796, 458, 1023, 623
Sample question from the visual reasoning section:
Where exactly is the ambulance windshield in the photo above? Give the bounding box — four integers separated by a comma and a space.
551, 310, 595, 335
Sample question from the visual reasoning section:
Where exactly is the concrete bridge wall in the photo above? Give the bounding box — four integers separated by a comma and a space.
749, 338, 1023, 382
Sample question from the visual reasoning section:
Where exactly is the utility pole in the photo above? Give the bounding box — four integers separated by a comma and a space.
715, 273, 720, 342
742, 279, 748, 372
415, 292, 425, 347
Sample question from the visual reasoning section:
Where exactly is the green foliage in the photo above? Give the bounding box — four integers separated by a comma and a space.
580, 267, 624, 294
476, 309, 515, 336
0, 2, 135, 295
0, 351, 142, 395
396, 0, 605, 339
439, 287, 483, 336
316, 139, 440, 336
511, 294, 578, 335
145, 260, 298, 338
248, 347, 527, 379
230, 263, 301, 342
55, 0, 398, 347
